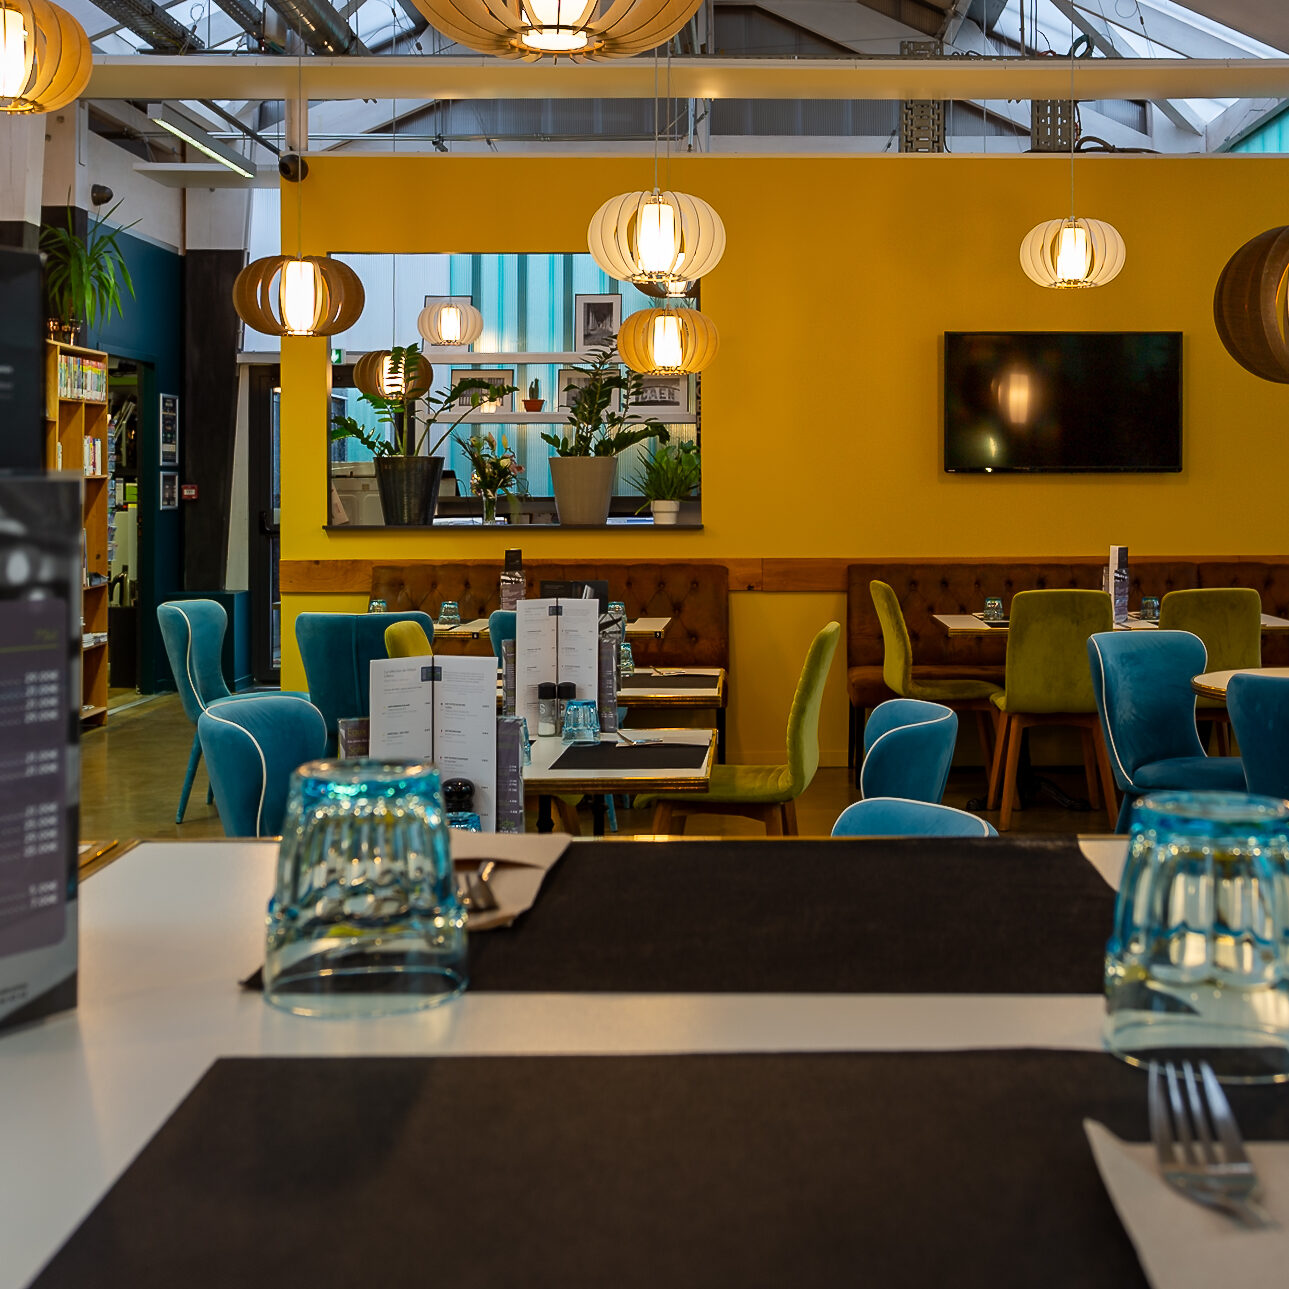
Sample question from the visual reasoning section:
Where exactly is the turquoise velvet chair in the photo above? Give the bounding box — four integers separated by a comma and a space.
832, 798, 997, 837
1088, 630, 1247, 832
198, 695, 327, 837
488, 610, 517, 663
858, 698, 958, 804
157, 599, 307, 824
296, 612, 437, 748
1228, 673, 1289, 799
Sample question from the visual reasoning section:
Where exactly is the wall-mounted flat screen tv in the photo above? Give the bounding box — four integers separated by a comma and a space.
943, 331, 1182, 473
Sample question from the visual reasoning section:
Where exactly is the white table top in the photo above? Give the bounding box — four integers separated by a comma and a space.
618, 666, 725, 706
523, 727, 715, 794
0, 835, 1127, 1289
434, 617, 491, 638
626, 616, 672, 639
438, 617, 671, 640
936, 612, 1289, 636
1192, 666, 1289, 700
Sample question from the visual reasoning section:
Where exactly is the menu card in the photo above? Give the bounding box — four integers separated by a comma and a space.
1109, 545, 1129, 623
514, 597, 600, 729
369, 654, 500, 830
0, 477, 81, 1034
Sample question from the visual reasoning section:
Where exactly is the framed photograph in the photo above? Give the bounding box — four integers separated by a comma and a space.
575, 293, 621, 351
159, 393, 179, 467
159, 471, 179, 510
637, 373, 689, 415
557, 365, 619, 414
451, 368, 515, 414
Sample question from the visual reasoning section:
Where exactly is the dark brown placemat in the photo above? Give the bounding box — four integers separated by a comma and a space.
468, 836, 1116, 994
550, 742, 709, 770
619, 673, 717, 689
30, 1050, 1289, 1289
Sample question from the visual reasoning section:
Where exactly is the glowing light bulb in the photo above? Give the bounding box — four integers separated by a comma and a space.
279, 259, 320, 335
652, 315, 683, 371
0, 7, 32, 101
438, 304, 462, 344
637, 199, 679, 276
1055, 223, 1090, 283
519, 0, 588, 48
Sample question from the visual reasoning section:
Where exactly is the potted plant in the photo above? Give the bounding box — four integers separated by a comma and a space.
40, 203, 137, 344
523, 378, 543, 412
330, 344, 512, 525
630, 440, 700, 525
541, 340, 669, 526
456, 431, 524, 524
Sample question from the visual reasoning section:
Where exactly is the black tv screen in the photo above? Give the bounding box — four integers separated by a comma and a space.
943, 332, 1182, 473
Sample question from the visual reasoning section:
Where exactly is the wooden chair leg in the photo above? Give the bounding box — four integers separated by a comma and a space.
651, 801, 676, 835
998, 718, 1026, 833
781, 799, 799, 836
1080, 726, 1101, 809
761, 803, 783, 836
1092, 728, 1119, 832
987, 713, 1011, 810
554, 798, 582, 835
1215, 723, 1231, 757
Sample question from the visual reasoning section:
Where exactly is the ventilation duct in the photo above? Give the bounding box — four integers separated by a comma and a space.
268, 0, 367, 54
91, 0, 204, 52
217, 0, 266, 38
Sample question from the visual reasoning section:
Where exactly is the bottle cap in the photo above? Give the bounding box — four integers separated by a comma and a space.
442, 778, 475, 811
505, 549, 523, 570
557, 681, 576, 699
538, 682, 557, 699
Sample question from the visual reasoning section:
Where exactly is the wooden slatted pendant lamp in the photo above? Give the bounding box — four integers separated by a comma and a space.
0, 0, 91, 114
617, 307, 718, 375
353, 349, 434, 400
1019, 27, 1124, 290
232, 254, 365, 338
1213, 227, 1289, 383
406, 0, 703, 61
417, 299, 484, 347
588, 189, 725, 288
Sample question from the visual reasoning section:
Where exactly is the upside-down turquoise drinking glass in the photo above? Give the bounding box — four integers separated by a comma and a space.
1104, 790, 1289, 1083
264, 760, 467, 1018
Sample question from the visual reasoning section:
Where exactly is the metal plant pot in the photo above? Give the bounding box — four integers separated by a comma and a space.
375, 455, 444, 526
550, 455, 616, 527
650, 499, 681, 525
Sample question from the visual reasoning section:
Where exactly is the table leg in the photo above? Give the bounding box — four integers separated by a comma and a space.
716, 708, 727, 764
590, 796, 606, 836
536, 795, 554, 834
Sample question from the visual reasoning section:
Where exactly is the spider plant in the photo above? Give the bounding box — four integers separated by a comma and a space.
40, 202, 137, 337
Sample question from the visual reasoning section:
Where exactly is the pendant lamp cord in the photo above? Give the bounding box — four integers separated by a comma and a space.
1068, 11, 1075, 220
652, 50, 659, 194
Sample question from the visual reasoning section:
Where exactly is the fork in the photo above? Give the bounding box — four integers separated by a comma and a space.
1148, 1059, 1273, 1228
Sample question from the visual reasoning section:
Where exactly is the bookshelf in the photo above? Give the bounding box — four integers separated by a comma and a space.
44, 341, 110, 727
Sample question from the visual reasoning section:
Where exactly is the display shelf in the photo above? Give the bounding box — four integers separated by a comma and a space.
45, 341, 110, 727
454, 410, 697, 424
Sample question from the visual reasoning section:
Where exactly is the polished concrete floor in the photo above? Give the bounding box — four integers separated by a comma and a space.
81, 692, 1106, 841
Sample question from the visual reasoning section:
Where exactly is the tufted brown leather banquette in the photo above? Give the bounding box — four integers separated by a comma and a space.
846, 558, 1289, 714
369, 561, 729, 669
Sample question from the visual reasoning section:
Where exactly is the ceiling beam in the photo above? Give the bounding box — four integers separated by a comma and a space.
84, 54, 1289, 103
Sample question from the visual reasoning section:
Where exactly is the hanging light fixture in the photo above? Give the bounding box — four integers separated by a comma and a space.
232, 254, 365, 337
1019, 27, 1124, 290
588, 190, 725, 288
407, 0, 702, 61
354, 349, 434, 400
639, 279, 698, 301
1213, 226, 1289, 383
617, 307, 718, 376
417, 298, 484, 347
0, 0, 90, 114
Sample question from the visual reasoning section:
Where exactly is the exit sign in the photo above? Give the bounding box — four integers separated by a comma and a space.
330, 348, 344, 364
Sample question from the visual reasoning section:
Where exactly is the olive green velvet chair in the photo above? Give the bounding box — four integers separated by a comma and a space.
1158, 587, 1262, 753
385, 619, 434, 659
644, 621, 840, 836
986, 589, 1118, 832
867, 580, 1002, 787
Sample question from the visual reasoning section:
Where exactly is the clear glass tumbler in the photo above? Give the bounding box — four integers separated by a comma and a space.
561, 699, 601, 745
264, 760, 467, 1018
983, 597, 1004, 620
1139, 596, 1160, 621
1105, 790, 1289, 1082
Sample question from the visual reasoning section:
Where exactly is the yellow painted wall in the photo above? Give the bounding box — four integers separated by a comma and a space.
280, 153, 1289, 763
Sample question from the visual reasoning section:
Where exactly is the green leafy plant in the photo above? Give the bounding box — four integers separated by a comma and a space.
630, 441, 701, 511
541, 340, 669, 458
40, 202, 137, 332
329, 343, 514, 458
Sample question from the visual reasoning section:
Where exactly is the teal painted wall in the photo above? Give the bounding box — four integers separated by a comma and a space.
89, 230, 183, 694
1231, 108, 1289, 154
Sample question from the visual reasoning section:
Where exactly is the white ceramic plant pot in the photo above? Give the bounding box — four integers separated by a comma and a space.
550, 455, 616, 526
651, 499, 681, 525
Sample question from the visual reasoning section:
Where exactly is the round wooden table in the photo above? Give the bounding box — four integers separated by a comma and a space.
1191, 666, 1289, 701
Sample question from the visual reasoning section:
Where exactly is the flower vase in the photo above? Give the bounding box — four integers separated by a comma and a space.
481, 492, 498, 524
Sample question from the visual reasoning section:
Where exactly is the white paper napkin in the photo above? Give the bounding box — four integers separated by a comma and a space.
1085, 1120, 1289, 1289
450, 831, 570, 932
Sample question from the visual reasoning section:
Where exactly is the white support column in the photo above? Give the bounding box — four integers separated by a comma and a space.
0, 115, 47, 231
40, 102, 91, 210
